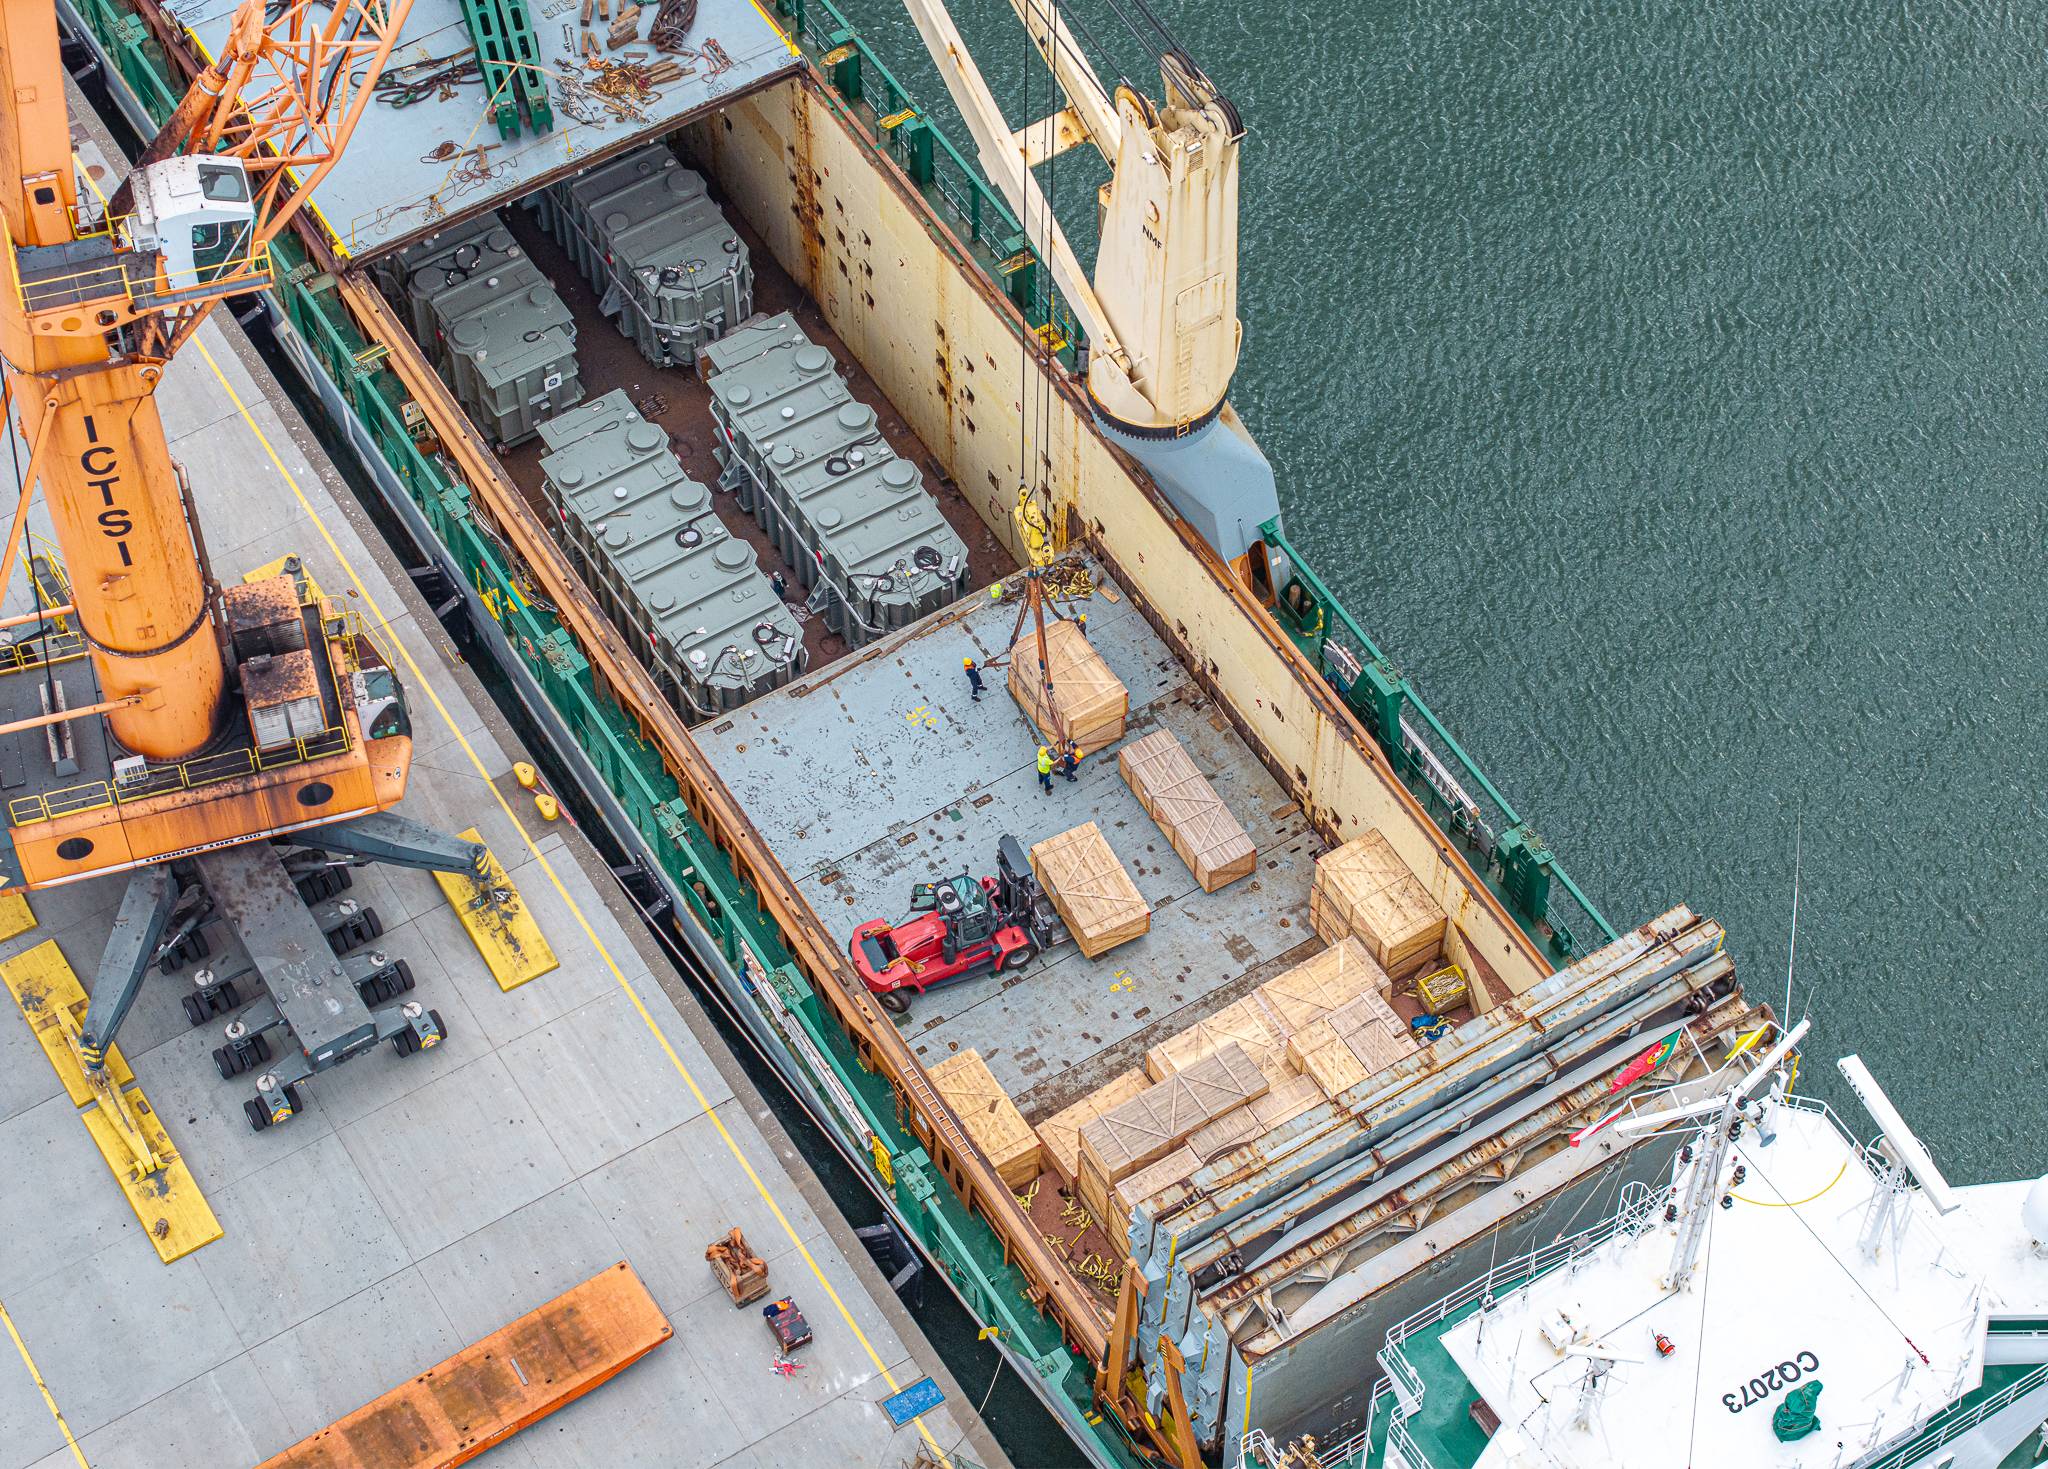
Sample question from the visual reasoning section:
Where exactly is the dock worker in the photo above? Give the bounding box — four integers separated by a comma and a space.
1037, 745, 1054, 794
1058, 742, 1079, 783
1075, 611, 1089, 640
963, 656, 984, 702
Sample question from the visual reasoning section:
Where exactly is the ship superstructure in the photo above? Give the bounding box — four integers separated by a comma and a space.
1323, 1039, 2048, 1469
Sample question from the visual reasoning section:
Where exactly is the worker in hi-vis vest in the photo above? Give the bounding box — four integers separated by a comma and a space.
1037, 746, 1054, 794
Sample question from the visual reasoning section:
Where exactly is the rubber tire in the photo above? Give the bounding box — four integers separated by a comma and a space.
214, 1045, 240, 1080
181, 993, 207, 1027
251, 1033, 270, 1065
876, 989, 911, 1015
393, 959, 415, 993
283, 1083, 303, 1114
217, 980, 240, 1010
392, 1027, 419, 1057
244, 1098, 271, 1132
362, 908, 383, 940
1000, 942, 1037, 972
427, 1009, 445, 1042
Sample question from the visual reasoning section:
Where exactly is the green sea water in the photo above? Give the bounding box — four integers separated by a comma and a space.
844, 0, 2048, 1182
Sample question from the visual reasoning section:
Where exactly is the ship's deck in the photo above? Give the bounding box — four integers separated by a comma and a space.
0, 107, 1002, 1469
693, 556, 1326, 1120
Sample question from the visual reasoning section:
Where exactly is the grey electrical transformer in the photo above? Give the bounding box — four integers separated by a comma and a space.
701, 313, 969, 646
534, 144, 752, 368
392, 212, 583, 446
537, 391, 803, 715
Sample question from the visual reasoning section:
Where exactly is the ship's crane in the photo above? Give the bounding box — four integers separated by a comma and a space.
0, 0, 496, 1166
900, 0, 1281, 574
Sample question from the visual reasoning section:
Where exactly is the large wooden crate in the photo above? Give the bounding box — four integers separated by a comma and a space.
1184, 1074, 1324, 1161
1008, 618, 1127, 756
1075, 1043, 1268, 1220
1035, 1067, 1150, 1185
1144, 992, 1291, 1084
929, 1049, 1042, 1191
1310, 831, 1447, 979
1286, 988, 1416, 1101
1031, 822, 1150, 958
1111, 1145, 1201, 1218
1256, 938, 1392, 1034
1116, 728, 1256, 892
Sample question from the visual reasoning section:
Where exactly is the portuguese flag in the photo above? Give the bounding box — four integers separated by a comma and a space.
1608, 1030, 1684, 1093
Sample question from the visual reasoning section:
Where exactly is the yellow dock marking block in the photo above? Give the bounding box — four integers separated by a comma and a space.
434, 828, 559, 992
0, 890, 35, 941
1, 941, 222, 1263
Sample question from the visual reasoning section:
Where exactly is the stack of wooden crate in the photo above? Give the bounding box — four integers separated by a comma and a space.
1116, 728, 1256, 892
1009, 618, 1127, 756
1144, 992, 1292, 1085
1109, 1075, 1325, 1218
928, 1049, 1042, 1191
1309, 831, 1448, 979
1074, 1044, 1268, 1220
1030, 822, 1150, 958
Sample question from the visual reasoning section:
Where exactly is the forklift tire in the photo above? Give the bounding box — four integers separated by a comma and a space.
244, 1098, 271, 1132
876, 990, 911, 1014
1000, 942, 1037, 972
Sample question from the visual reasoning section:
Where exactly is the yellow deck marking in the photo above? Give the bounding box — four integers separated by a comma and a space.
0, 1299, 90, 1468
0, 890, 35, 940
1, 942, 222, 1262
197, 340, 956, 1458
432, 827, 558, 991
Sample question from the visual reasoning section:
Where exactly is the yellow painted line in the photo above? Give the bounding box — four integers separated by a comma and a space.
0, 1300, 89, 1468
748, 0, 803, 58
195, 339, 955, 1459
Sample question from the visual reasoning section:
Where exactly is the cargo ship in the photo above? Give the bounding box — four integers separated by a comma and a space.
55, 1, 1772, 1463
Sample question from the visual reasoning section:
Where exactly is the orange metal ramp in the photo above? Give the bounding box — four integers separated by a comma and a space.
256, 1262, 672, 1468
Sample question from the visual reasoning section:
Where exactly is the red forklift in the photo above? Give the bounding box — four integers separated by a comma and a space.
850, 837, 1067, 1012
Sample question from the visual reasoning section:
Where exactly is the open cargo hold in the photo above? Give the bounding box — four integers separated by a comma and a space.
701, 313, 970, 645
536, 391, 803, 714
1075, 1042, 1268, 1221
390, 213, 582, 446
1116, 727, 1255, 892
1009, 617, 1127, 756
535, 143, 754, 369
1035, 1067, 1151, 1186
928, 1049, 1041, 1191
1310, 830, 1449, 979
1029, 821, 1150, 959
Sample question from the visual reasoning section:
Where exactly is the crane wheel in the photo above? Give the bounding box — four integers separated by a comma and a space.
182, 994, 207, 1027
393, 959, 416, 993
244, 1098, 271, 1132
393, 1027, 419, 1057
214, 1045, 240, 1080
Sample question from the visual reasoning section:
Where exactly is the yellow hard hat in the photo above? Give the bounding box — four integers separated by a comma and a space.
1038, 745, 1049, 756
963, 657, 975, 667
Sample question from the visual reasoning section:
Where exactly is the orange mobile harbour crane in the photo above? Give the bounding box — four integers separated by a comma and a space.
0, 0, 503, 1152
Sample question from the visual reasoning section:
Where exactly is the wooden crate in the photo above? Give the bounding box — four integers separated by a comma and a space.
1031, 822, 1150, 958
1288, 988, 1416, 1101
1256, 938, 1392, 1034
1185, 1074, 1324, 1161
1008, 618, 1127, 756
1116, 728, 1256, 892
1075, 1043, 1268, 1219
1144, 992, 1291, 1084
1309, 831, 1447, 977
1351, 873, 1448, 980
1035, 1068, 1150, 1185
928, 1049, 1042, 1191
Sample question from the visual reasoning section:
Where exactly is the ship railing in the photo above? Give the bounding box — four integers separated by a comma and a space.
1257, 517, 1617, 968
7, 724, 354, 827
1854, 1361, 2048, 1469
1239, 1421, 1372, 1469
768, 0, 1085, 368
1384, 1415, 1441, 1469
